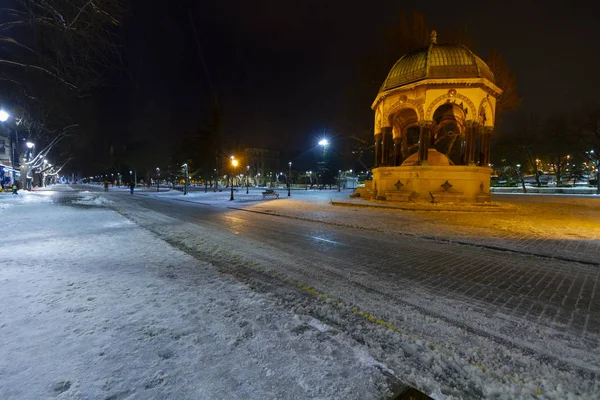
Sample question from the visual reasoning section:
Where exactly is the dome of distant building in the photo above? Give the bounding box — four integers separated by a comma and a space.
380, 41, 495, 93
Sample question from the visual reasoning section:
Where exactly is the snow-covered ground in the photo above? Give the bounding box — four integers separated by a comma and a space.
121, 185, 600, 263
1, 187, 599, 399
0, 191, 390, 399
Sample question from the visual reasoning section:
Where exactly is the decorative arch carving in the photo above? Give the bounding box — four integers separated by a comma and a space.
478, 96, 495, 127
383, 95, 424, 124
425, 91, 477, 121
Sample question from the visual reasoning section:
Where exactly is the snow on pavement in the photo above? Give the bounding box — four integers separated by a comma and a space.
0, 192, 391, 400
5, 187, 599, 399
113, 189, 600, 399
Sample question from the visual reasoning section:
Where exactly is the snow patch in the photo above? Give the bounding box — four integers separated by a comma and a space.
73, 194, 114, 206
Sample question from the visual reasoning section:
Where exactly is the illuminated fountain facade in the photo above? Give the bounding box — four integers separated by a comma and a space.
364, 32, 502, 203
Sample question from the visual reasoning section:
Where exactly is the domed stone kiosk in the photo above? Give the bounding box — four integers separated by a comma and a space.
363, 32, 502, 203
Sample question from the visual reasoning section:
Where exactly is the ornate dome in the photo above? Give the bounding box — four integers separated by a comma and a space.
380, 42, 495, 93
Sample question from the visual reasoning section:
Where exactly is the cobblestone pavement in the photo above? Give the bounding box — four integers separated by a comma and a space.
238, 193, 600, 344
112, 193, 600, 352
250, 193, 600, 265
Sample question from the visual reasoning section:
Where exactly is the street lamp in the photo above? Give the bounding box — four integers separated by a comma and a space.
230, 157, 238, 201
182, 163, 189, 195
288, 161, 292, 197
317, 139, 329, 190
0, 110, 9, 122
23, 141, 35, 190
246, 165, 250, 194
156, 167, 160, 192
338, 169, 341, 192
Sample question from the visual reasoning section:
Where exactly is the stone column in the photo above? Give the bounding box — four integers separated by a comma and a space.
418, 122, 431, 164
393, 137, 402, 166
374, 133, 382, 168
381, 126, 393, 166
480, 127, 493, 166
465, 121, 478, 166
460, 127, 467, 165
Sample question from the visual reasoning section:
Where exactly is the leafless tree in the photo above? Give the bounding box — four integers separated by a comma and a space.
1, 0, 127, 183
542, 114, 579, 186
1, 0, 126, 93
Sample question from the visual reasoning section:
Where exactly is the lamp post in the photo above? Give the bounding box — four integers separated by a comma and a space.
156, 167, 160, 192
516, 163, 526, 193
182, 163, 189, 195
230, 156, 238, 201
288, 161, 292, 196
338, 169, 341, 192
246, 165, 250, 194
24, 141, 34, 190
318, 139, 329, 190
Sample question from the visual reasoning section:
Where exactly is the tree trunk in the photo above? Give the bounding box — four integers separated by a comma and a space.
520, 176, 527, 193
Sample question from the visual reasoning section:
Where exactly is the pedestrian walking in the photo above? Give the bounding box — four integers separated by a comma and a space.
103, 181, 109, 192
129, 181, 135, 195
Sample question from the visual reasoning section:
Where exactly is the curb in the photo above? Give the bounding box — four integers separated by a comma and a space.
330, 200, 505, 213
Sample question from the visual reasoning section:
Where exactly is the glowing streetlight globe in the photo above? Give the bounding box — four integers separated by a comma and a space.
318, 139, 328, 146
0, 110, 9, 122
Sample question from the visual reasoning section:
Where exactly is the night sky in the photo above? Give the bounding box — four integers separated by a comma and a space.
91, 0, 600, 170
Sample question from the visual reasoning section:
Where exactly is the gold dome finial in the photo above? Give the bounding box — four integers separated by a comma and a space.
430, 30, 437, 44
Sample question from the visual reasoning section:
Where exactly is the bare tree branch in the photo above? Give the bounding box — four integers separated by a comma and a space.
0, 59, 78, 89
68, 0, 94, 28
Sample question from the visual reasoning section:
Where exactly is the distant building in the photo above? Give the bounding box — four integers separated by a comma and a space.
0, 134, 14, 186
0, 134, 10, 166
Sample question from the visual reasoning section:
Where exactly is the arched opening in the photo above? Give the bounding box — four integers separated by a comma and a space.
432, 103, 466, 165
391, 108, 419, 166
